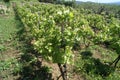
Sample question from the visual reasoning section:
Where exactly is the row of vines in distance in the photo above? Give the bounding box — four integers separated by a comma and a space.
16, 2, 120, 80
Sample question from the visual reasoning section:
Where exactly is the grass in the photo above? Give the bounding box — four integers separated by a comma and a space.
74, 44, 120, 80
0, 3, 21, 80
0, 17, 16, 41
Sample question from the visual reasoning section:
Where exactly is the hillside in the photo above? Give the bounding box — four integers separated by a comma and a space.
76, 1, 120, 5
108, 2, 120, 5
0, 0, 120, 80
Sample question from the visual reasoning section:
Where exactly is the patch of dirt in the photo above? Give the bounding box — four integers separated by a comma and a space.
42, 61, 62, 80
0, 36, 20, 80
0, 47, 20, 80
42, 60, 85, 80
92, 50, 102, 59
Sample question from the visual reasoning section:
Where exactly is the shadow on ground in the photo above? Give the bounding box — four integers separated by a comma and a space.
80, 51, 115, 77
17, 54, 53, 80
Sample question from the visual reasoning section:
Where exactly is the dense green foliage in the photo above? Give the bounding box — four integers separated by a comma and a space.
38, 0, 75, 7
16, 1, 120, 67
76, 4, 120, 73
4, 0, 10, 2
16, 3, 78, 64
1, 0, 120, 79
75, 2, 120, 19
75, 2, 120, 80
